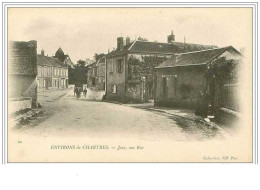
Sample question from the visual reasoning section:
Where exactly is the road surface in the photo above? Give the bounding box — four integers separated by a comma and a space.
11, 88, 223, 141
8, 88, 240, 162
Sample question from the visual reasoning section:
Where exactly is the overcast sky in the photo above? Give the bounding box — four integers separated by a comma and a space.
8, 8, 252, 63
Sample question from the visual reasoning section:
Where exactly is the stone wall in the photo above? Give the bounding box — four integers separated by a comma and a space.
9, 97, 32, 114
106, 55, 127, 101
8, 75, 37, 108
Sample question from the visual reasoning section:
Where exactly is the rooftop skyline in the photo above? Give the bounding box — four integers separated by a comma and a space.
8, 8, 252, 63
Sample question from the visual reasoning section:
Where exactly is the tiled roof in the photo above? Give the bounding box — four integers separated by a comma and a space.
64, 54, 74, 68
129, 41, 217, 54
156, 46, 241, 69
9, 41, 38, 75
37, 54, 67, 68
106, 42, 134, 58
106, 40, 217, 58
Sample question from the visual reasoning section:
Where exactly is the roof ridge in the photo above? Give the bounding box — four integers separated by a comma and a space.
135, 40, 170, 45
128, 40, 137, 51
175, 46, 231, 56
171, 41, 217, 47
135, 40, 217, 47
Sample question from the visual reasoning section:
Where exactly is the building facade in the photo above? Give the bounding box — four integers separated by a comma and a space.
9, 40, 38, 108
155, 46, 242, 112
87, 63, 97, 87
37, 50, 68, 91
96, 56, 106, 90
105, 32, 217, 103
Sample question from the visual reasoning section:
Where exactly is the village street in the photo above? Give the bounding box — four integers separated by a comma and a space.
8, 87, 241, 162
10, 87, 225, 141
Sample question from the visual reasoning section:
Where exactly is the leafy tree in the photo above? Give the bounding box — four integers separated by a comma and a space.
68, 60, 88, 85
204, 57, 241, 111
128, 55, 167, 82
206, 57, 241, 84
128, 55, 167, 99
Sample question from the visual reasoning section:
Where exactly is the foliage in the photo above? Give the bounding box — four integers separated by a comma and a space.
128, 55, 167, 83
69, 51, 104, 85
68, 59, 88, 85
85, 58, 95, 66
206, 57, 241, 84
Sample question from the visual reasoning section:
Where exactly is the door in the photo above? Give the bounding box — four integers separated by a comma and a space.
162, 77, 167, 96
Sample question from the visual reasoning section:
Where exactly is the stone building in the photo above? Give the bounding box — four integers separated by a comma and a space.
87, 62, 97, 87
9, 40, 38, 110
105, 32, 217, 103
96, 56, 106, 90
37, 50, 68, 91
155, 46, 242, 112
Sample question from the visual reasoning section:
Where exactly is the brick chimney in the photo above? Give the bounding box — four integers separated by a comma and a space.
126, 37, 130, 45
41, 49, 45, 56
117, 37, 124, 50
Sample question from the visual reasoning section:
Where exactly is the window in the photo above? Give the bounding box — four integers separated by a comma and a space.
43, 80, 46, 87
37, 79, 39, 87
112, 85, 117, 93
108, 61, 113, 74
44, 67, 47, 77
117, 59, 123, 73
37, 67, 41, 76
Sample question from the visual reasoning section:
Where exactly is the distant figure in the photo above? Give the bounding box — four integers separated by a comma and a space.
83, 87, 87, 97
74, 86, 76, 96
195, 90, 209, 118
75, 87, 81, 99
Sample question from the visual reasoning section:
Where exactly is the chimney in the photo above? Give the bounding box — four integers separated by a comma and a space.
41, 48, 45, 56
167, 30, 175, 43
126, 37, 130, 45
117, 37, 124, 50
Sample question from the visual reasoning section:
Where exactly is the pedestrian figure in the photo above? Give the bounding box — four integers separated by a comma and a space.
74, 86, 76, 96
76, 87, 81, 99
195, 90, 209, 118
83, 87, 87, 97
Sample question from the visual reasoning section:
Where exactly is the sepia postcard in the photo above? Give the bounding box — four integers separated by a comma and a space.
4, 5, 255, 163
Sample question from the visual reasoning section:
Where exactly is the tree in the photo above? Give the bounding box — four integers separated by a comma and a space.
205, 57, 241, 112
128, 55, 167, 99
85, 58, 94, 66
68, 59, 88, 85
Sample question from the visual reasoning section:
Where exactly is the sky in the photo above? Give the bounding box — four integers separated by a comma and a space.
8, 8, 252, 63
